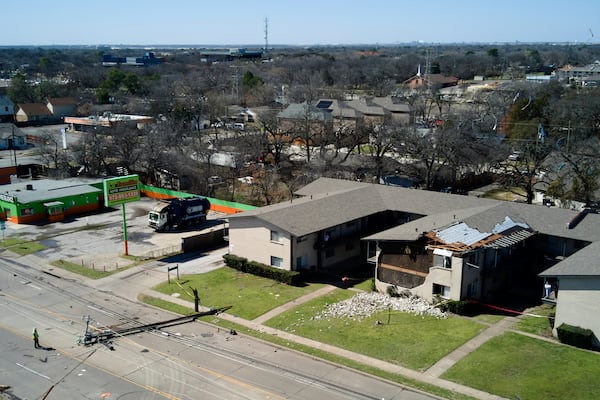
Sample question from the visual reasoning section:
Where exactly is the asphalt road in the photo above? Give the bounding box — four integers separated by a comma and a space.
0, 240, 438, 400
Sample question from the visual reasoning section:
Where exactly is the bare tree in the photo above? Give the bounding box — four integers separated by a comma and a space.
110, 124, 144, 174
546, 137, 600, 206
361, 121, 400, 183
251, 166, 287, 206
498, 137, 553, 204
71, 129, 112, 177
35, 130, 70, 177
258, 109, 291, 167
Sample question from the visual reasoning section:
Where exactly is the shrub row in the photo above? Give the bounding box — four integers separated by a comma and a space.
223, 254, 301, 285
437, 300, 474, 316
557, 323, 594, 349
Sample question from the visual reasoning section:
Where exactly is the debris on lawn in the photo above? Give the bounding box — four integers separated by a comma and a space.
313, 292, 447, 321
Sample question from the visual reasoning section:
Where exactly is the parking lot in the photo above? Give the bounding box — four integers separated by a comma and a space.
3, 197, 227, 271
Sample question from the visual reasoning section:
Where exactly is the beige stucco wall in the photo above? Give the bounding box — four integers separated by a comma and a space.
228, 217, 292, 270
553, 276, 600, 347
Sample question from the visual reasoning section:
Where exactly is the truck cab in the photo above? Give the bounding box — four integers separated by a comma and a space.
148, 202, 170, 231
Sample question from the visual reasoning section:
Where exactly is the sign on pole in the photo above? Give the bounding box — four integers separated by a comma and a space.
103, 175, 140, 256
103, 175, 140, 207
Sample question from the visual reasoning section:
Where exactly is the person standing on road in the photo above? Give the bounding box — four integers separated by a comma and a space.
33, 328, 40, 348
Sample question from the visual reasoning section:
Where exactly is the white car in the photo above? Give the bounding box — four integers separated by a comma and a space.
508, 152, 522, 161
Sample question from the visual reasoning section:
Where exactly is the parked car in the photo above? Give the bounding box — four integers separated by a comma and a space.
508, 151, 523, 161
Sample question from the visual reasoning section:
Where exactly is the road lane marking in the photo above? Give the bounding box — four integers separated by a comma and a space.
16, 362, 50, 380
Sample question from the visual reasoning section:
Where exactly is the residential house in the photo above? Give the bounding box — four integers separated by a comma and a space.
344, 98, 387, 127
555, 61, 600, 85
15, 103, 53, 124
0, 95, 14, 122
0, 123, 27, 150
370, 96, 412, 125
46, 97, 77, 118
315, 99, 362, 132
404, 66, 459, 90
277, 102, 333, 144
227, 177, 600, 346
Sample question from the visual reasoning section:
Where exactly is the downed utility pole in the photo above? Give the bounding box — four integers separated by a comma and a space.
79, 306, 232, 347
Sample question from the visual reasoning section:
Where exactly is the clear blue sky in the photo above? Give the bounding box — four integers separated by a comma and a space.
3, 0, 599, 46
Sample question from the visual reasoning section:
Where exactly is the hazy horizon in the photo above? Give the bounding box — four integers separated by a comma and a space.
3, 0, 599, 47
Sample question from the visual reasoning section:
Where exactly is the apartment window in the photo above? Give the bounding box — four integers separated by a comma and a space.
433, 284, 451, 298
434, 254, 452, 269
296, 255, 307, 269
270, 256, 284, 268
433, 248, 453, 269
443, 256, 451, 269
270, 230, 282, 243
325, 247, 335, 258
345, 241, 355, 251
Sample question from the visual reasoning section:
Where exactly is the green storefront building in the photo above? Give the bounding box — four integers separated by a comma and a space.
0, 179, 104, 224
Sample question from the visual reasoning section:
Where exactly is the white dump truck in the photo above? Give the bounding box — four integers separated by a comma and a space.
148, 196, 211, 231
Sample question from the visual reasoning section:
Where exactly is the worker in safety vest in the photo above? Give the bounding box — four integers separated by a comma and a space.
33, 328, 40, 348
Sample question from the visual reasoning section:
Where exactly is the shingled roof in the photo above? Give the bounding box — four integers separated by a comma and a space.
231, 177, 600, 243
17, 103, 52, 116
540, 241, 600, 277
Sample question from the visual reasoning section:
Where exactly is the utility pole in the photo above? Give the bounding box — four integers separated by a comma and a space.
231, 65, 240, 104
566, 120, 571, 155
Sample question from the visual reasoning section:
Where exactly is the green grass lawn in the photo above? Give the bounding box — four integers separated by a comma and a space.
152, 267, 326, 320
0, 238, 46, 255
50, 259, 130, 279
264, 289, 486, 371
442, 332, 600, 400
349, 277, 375, 291
515, 304, 555, 337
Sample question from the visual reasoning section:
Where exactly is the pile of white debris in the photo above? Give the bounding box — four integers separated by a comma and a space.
313, 291, 447, 321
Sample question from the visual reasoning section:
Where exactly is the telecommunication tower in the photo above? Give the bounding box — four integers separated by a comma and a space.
264, 17, 269, 60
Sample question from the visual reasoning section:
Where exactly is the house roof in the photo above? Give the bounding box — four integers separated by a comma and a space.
315, 99, 360, 119
277, 102, 332, 121
17, 103, 52, 116
47, 97, 77, 106
370, 96, 411, 113
232, 177, 600, 244
230, 184, 390, 237
404, 74, 459, 87
345, 98, 386, 116
540, 241, 600, 277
